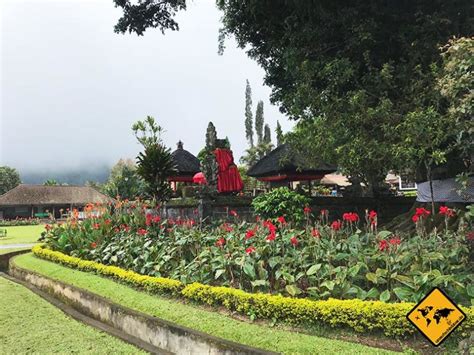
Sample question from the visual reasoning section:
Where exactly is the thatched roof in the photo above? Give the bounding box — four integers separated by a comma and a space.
247, 144, 336, 178
0, 185, 113, 206
170, 141, 200, 175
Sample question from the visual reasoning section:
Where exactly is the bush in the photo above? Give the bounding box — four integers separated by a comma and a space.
41, 201, 474, 306
251, 187, 310, 224
0, 218, 42, 226
31, 245, 474, 338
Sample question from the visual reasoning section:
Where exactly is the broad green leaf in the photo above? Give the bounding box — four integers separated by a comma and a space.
285, 284, 302, 297
307, 264, 322, 276
380, 290, 391, 302
215, 269, 226, 279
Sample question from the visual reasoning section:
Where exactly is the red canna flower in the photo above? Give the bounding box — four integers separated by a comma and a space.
245, 246, 256, 254
466, 231, 474, 241
414, 207, 431, 218
439, 206, 455, 217
368, 210, 377, 220
277, 216, 286, 225
121, 224, 131, 232
411, 214, 419, 223
230, 210, 238, 217
311, 228, 320, 238
331, 220, 342, 231
245, 229, 256, 239
389, 236, 401, 246
153, 216, 161, 223
343, 212, 359, 223
216, 237, 226, 247
137, 228, 148, 236
320, 209, 328, 216
266, 232, 276, 242
290, 236, 298, 246
90, 242, 97, 249
114, 227, 120, 233
104, 219, 111, 225
145, 213, 153, 226
263, 220, 277, 233
304, 206, 312, 215
222, 223, 233, 233
45, 224, 52, 231
93, 223, 100, 230
379, 239, 389, 252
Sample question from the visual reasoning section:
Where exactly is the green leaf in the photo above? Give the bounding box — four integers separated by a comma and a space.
251, 280, 267, 288
380, 290, 391, 302
215, 269, 226, 280
285, 284, 302, 297
366, 272, 378, 283
466, 284, 474, 297
366, 287, 379, 299
307, 264, 322, 276
377, 231, 392, 239
393, 287, 413, 301
243, 263, 256, 279
321, 280, 335, 291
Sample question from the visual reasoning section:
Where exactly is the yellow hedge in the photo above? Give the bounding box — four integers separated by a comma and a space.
31, 245, 473, 337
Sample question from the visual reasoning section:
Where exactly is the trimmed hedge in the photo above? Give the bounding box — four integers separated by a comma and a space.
31, 245, 473, 338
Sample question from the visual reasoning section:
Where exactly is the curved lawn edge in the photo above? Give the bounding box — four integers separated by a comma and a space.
12, 253, 397, 355
30, 245, 474, 338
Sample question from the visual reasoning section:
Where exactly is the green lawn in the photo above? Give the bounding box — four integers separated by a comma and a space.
0, 276, 145, 354
0, 225, 45, 245
13, 253, 396, 354
0, 247, 31, 255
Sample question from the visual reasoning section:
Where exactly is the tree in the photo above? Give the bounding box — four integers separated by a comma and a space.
244, 80, 254, 148
275, 120, 284, 146
215, 1, 473, 196
255, 100, 264, 144
113, 1, 473, 195
0, 166, 21, 195
43, 179, 59, 186
103, 159, 146, 199
132, 117, 176, 202
113, 0, 186, 35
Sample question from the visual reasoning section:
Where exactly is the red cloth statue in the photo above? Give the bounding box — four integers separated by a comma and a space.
214, 148, 243, 193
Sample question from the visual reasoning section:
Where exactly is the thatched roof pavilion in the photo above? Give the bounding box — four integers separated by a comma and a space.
247, 144, 336, 183
169, 141, 201, 183
0, 184, 112, 219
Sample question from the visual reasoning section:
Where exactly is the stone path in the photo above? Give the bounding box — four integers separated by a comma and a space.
0, 243, 36, 249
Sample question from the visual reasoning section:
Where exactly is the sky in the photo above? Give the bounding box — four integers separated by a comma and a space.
0, 0, 292, 179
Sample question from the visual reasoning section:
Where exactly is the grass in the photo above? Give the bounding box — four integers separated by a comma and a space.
0, 247, 31, 255
0, 276, 145, 354
13, 253, 396, 354
0, 225, 45, 245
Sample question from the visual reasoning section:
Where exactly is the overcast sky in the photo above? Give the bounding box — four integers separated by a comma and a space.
0, 0, 292, 175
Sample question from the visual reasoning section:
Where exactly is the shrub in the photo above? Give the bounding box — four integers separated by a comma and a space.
252, 187, 310, 224
31, 245, 474, 338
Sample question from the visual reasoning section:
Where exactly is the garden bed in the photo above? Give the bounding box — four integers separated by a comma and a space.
12, 252, 399, 354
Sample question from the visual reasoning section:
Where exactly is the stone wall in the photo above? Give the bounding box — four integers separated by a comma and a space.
161, 196, 417, 224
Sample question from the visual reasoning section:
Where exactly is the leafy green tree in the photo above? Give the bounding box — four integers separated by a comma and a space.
43, 179, 59, 186
437, 36, 473, 163
216, 1, 472, 195
113, 0, 186, 35
103, 159, 146, 199
244, 80, 254, 148
113, 2, 473, 195
132, 117, 176, 202
275, 120, 284, 146
255, 100, 264, 144
0, 166, 21, 195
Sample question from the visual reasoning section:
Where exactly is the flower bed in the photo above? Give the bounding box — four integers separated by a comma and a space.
0, 218, 42, 227
31, 245, 474, 337
42, 201, 474, 307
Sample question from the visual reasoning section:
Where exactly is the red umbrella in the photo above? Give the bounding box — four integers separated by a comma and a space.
193, 172, 207, 185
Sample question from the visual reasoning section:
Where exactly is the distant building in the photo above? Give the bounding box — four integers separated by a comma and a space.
168, 141, 201, 192
0, 184, 113, 219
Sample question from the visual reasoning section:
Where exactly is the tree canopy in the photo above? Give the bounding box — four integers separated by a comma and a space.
114, 1, 473, 195
0, 166, 21, 195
